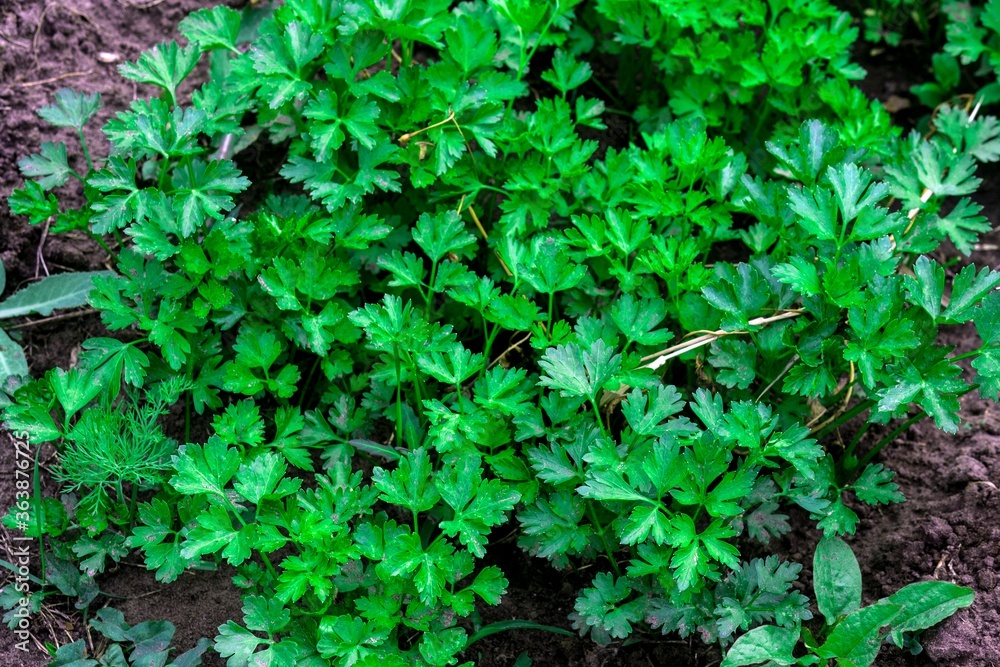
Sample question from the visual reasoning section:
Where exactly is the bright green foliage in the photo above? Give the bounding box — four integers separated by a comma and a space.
119, 41, 201, 107
37, 89, 101, 131
55, 380, 184, 534
2, 0, 991, 665
179, 6, 243, 53
586, 0, 866, 140
18, 142, 74, 190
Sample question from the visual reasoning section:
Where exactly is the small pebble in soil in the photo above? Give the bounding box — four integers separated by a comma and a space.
948, 454, 991, 485
925, 515, 956, 548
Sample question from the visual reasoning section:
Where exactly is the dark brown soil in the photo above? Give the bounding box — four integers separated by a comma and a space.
855, 395, 1000, 667
0, 2, 997, 667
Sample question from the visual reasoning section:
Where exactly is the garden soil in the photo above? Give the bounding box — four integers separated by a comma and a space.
0, 2, 997, 666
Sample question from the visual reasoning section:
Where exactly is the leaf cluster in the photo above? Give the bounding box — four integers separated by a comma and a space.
0, 1, 990, 665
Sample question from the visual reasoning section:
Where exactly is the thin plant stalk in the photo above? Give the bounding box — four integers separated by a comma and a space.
32, 444, 46, 589
465, 620, 575, 648
586, 504, 621, 577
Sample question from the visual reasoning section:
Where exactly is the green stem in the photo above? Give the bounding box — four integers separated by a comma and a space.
228, 501, 280, 579
749, 87, 773, 143
514, 27, 527, 86
465, 620, 575, 648
425, 260, 439, 320
99, 590, 129, 600
299, 356, 322, 408
857, 411, 925, 471
89, 233, 118, 264
230, 501, 249, 527
951, 345, 987, 363
522, 13, 558, 76
76, 129, 94, 173
506, 9, 557, 113
479, 315, 491, 353
32, 444, 46, 589
591, 400, 608, 439
618, 45, 637, 106
157, 158, 172, 192
412, 369, 425, 427
403, 350, 426, 431
812, 399, 875, 439
0, 559, 44, 587
402, 39, 413, 68
128, 481, 139, 530
393, 344, 404, 448
482, 322, 501, 364
588, 72, 625, 109
843, 421, 872, 467
184, 390, 191, 444
547, 292, 555, 336
470, 183, 509, 198
223, 504, 278, 579
236, 504, 280, 583
260, 552, 278, 580
474, 322, 503, 384
586, 504, 621, 577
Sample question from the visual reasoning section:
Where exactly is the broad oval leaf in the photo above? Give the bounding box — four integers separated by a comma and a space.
817, 601, 902, 667
0, 329, 28, 385
0, 271, 111, 320
814, 535, 862, 625
721, 625, 798, 667
886, 580, 974, 646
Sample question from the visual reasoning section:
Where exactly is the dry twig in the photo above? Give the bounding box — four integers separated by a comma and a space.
465, 203, 513, 277
640, 310, 803, 371
35, 220, 51, 279
600, 310, 803, 410
114, 0, 166, 8
807, 361, 856, 432
487, 331, 532, 370
10, 69, 92, 88
7, 308, 98, 330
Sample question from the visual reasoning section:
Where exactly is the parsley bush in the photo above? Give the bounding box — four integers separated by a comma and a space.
3, 1, 993, 665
